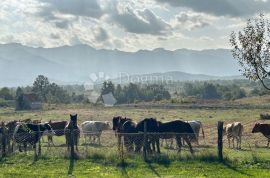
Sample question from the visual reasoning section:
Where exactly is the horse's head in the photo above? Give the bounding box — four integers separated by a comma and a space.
70, 114, 78, 126
112, 116, 121, 131
252, 123, 261, 133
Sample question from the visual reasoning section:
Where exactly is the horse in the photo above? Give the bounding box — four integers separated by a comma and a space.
47, 120, 68, 146
64, 114, 80, 151
158, 120, 195, 154
136, 118, 160, 153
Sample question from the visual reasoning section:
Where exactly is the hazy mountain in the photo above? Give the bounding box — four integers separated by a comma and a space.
0, 43, 240, 87
111, 71, 243, 85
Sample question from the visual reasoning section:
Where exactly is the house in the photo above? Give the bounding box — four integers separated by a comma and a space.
16, 93, 42, 110
101, 92, 116, 107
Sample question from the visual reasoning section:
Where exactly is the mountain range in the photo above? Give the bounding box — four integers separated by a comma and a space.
0, 43, 241, 87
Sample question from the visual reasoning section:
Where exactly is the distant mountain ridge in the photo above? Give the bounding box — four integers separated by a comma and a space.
111, 71, 243, 85
0, 43, 240, 87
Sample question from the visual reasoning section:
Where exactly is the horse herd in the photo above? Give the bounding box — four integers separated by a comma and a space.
0, 114, 270, 157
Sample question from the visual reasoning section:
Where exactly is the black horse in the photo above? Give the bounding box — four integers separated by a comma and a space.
112, 116, 140, 152
65, 114, 80, 151
158, 120, 195, 154
136, 118, 160, 153
13, 122, 54, 157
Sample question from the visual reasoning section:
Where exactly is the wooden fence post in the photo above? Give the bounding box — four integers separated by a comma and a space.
217, 121, 223, 161
70, 124, 75, 160
143, 121, 147, 161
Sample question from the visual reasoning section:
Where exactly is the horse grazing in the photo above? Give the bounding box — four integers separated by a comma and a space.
47, 120, 68, 146
13, 123, 54, 157
136, 118, 160, 153
158, 120, 195, 154
65, 114, 80, 151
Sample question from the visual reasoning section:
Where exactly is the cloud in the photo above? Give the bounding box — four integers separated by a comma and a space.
155, 0, 270, 17
38, 0, 103, 18
94, 27, 109, 42
50, 33, 61, 39
112, 7, 170, 35
173, 11, 215, 30
36, 0, 104, 29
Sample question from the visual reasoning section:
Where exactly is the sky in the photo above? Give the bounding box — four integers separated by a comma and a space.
0, 0, 270, 52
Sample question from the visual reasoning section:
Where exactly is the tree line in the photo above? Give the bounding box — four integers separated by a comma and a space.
1, 75, 270, 108
180, 82, 246, 100
100, 81, 171, 104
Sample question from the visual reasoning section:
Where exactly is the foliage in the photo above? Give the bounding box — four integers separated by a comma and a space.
0, 87, 13, 100
181, 82, 246, 100
32, 75, 50, 101
0, 98, 14, 107
100, 81, 171, 104
32, 75, 81, 104
230, 13, 270, 90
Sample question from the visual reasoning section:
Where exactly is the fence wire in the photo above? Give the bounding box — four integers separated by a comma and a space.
0, 123, 269, 162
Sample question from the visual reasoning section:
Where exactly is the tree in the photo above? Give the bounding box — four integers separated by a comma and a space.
230, 13, 270, 90
0, 87, 13, 100
15, 87, 23, 99
15, 87, 24, 110
201, 83, 220, 99
101, 81, 115, 95
32, 75, 50, 101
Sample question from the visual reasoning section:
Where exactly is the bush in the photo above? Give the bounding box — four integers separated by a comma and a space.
0, 98, 15, 107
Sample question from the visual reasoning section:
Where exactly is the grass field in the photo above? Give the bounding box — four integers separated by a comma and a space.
0, 98, 270, 177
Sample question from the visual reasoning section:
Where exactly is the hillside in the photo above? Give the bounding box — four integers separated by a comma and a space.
0, 43, 240, 86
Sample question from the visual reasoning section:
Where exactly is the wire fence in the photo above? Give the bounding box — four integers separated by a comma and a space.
0, 122, 269, 162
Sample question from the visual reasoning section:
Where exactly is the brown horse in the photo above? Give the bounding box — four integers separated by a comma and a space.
64, 114, 80, 151
47, 120, 68, 146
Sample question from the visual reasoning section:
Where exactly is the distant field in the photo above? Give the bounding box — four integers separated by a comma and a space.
0, 97, 270, 177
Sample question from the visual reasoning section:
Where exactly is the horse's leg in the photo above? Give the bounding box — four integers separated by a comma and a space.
182, 137, 185, 146
232, 137, 235, 149
33, 144, 37, 159
228, 137, 230, 148
123, 136, 129, 151
267, 139, 270, 147
151, 136, 156, 153
156, 137, 160, 154
24, 143, 27, 153
18, 144, 22, 152
10, 139, 14, 153
117, 135, 121, 152
76, 137, 79, 151
176, 136, 182, 153
170, 138, 174, 148
51, 136, 55, 146
183, 136, 194, 154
